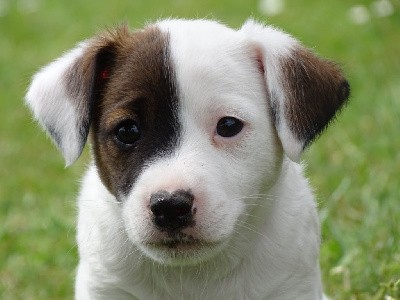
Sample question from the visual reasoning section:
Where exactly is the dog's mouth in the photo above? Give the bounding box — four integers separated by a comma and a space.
143, 233, 225, 265
148, 233, 211, 250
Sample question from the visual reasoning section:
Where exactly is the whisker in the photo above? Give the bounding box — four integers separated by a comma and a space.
235, 221, 280, 249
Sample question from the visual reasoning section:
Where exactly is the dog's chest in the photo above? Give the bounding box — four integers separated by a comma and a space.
118, 265, 263, 300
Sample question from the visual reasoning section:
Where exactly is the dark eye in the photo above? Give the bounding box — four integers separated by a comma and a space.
115, 120, 140, 145
216, 117, 244, 138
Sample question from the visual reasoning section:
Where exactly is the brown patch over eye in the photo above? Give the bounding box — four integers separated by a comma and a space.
89, 26, 180, 198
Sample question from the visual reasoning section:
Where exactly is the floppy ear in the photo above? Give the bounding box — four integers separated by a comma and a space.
25, 27, 129, 166
241, 20, 350, 162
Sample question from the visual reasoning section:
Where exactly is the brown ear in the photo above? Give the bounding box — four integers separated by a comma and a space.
241, 20, 350, 161
276, 47, 350, 159
25, 26, 130, 166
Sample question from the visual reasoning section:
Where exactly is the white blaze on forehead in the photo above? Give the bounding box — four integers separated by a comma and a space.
157, 19, 270, 132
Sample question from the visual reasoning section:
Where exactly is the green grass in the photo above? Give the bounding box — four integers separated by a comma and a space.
0, 0, 399, 298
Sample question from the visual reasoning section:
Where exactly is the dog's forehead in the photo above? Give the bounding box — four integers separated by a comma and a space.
158, 19, 249, 78
157, 20, 263, 115
157, 19, 240, 49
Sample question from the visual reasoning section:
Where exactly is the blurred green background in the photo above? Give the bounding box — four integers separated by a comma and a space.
0, 0, 399, 299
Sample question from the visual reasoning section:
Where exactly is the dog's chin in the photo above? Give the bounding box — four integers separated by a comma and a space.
138, 236, 227, 266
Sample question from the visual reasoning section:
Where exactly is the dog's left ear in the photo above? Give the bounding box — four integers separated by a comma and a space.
241, 20, 350, 162
25, 27, 129, 166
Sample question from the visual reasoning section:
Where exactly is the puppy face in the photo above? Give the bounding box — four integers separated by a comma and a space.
88, 22, 281, 264
26, 19, 349, 265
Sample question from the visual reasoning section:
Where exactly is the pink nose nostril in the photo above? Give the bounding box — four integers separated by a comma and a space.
150, 190, 194, 233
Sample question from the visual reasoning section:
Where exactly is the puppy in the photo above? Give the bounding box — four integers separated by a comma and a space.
26, 19, 349, 299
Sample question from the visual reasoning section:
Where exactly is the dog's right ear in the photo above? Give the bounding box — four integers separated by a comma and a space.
25, 27, 130, 166
241, 20, 350, 162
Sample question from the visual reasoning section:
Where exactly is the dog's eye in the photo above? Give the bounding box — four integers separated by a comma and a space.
115, 120, 140, 145
216, 117, 244, 138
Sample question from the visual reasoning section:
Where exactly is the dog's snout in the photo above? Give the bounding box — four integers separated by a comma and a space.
150, 190, 195, 232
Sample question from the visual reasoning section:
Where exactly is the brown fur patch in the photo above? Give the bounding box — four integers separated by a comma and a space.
281, 46, 350, 148
85, 26, 180, 197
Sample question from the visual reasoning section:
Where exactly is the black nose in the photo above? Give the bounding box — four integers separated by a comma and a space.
150, 190, 194, 233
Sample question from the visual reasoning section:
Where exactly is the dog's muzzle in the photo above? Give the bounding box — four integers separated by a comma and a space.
150, 189, 195, 234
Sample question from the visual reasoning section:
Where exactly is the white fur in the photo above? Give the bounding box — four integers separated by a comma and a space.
240, 20, 303, 162
25, 42, 88, 166
27, 19, 330, 299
